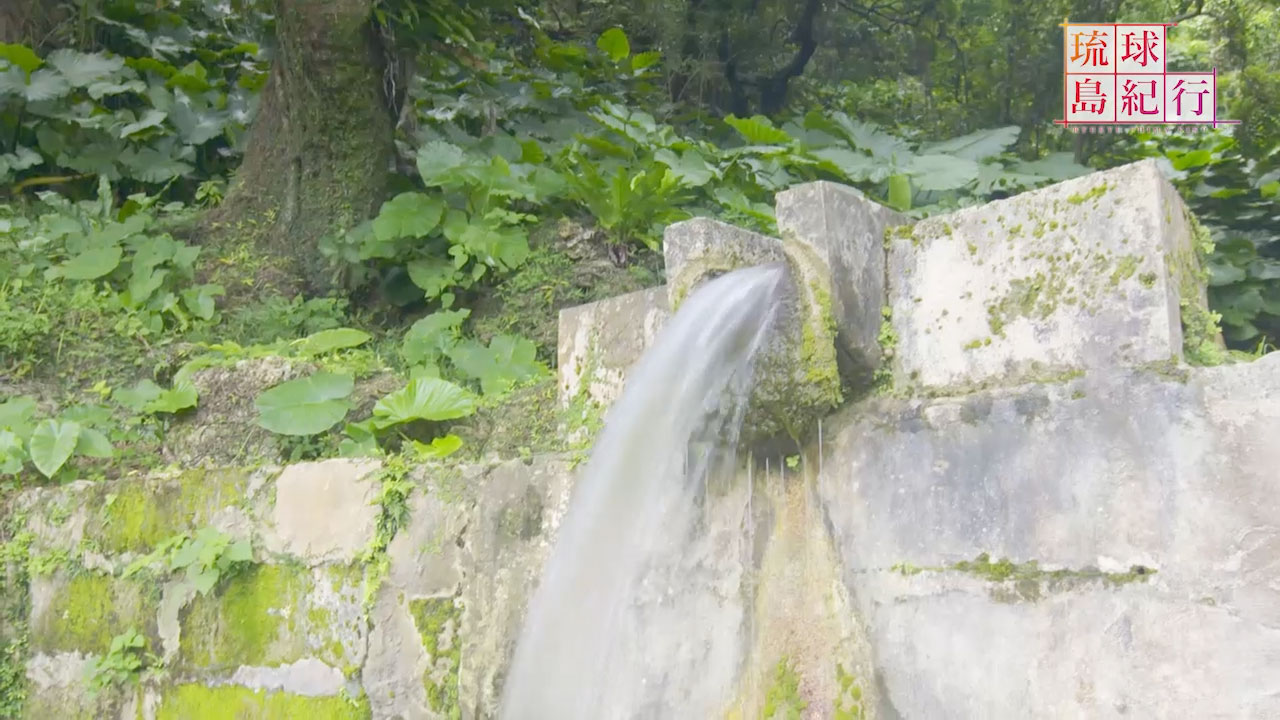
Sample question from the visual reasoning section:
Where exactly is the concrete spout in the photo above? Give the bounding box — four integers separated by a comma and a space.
662, 183, 908, 445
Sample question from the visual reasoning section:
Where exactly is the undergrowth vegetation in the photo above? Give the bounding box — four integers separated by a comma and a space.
0, 0, 1275, 493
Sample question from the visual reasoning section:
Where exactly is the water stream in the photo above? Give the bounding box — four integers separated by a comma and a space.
499, 264, 789, 719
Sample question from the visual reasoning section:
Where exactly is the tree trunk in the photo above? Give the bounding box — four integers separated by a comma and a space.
206, 0, 394, 297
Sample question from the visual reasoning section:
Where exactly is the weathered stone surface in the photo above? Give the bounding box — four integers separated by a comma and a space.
556, 286, 668, 408
662, 217, 788, 308
662, 217, 842, 442
163, 356, 310, 466
267, 458, 381, 564
229, 658, 347, 697
28, 572, 161, 655
885, 160, 1211, 391
24, 652, 140, 720
816, 353, 1280, 718
777, 181, 909, 377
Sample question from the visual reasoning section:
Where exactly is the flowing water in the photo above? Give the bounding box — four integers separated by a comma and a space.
499, 264, 789, 719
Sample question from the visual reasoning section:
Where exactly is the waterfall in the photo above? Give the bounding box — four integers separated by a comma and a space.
499, 264, 788, 719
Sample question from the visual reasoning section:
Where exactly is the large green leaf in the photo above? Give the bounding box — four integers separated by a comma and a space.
372, 192, 445, 243
28, 419, 80, 478
596, 28, 631, 62
372, 377, 476, 429
75, 428, 114, 459
0, 43, 42, 76
0, 67, 70, 102
416, 141, 467, 186
45, 49, 125, 87
61, 245, 123, 280
295, 328, 371, 356
724, 115, 792, 145
402, 309, 469, 367
407, 258, 459, 299
145, 384, 198, 414
446, 335, 545, 396
887, 174, 912, 211
920, 126, 1020, 161
909, 154, 981, 191
255, 373, 355, 436
0, 396, 37, 439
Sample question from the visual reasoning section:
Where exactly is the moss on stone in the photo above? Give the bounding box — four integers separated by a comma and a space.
834, 663, 865, 720
950, 552, 1156, 603
1109, 255, 1141, 286
89, 469, 249, 554
763, 658, 807, 720
1177, 214, 1231, 366
32, 573, 160, 655
409, 596, 462, 720
155, 684, 369, 720
1066, 182, 1108, 205
176, 561, 360, 666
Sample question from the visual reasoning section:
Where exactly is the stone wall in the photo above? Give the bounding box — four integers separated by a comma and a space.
6, 161, 1279, 719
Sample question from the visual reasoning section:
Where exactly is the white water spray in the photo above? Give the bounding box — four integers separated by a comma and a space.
500, 265, 788, 719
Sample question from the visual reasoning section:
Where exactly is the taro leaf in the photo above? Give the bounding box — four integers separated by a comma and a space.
339, 420, 379, 458
295, 328, 372, 356
407, 258, 458, 299
596, 27, 631, 62
255, 372, 355, 436
75, 428, 114, 459
120, 146, 193, 182
0, 430, 25, 475
402, 307, 464, 365
446, 335, 545, 397
61, 245, 123, 280
372, 192, 444, 242
45, 49, 124, 86
113, 380, 163, 412
180, 284, 223, 320
28, 419, 81, 478
144, 383, 198, 414
810, 146, 882, 183
411, 434, 463, 459
372, 377, 476, 430
0, 395, 37, 437
920, 126, 1021, 161
1011, 152, 1091, 181
0, 43, 42, 76
724, 114, 792, 145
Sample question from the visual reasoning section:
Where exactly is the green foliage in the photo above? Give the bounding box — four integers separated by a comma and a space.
1109, 129, 1280, 349
168, 527, 253, 596
0, 180, 223, 377
85, 629, 153, 693
113, 379, 198, 415
0, 397, 115, 480
0, 1, 268, 195
254, 373, 356, 437
371, 377, 476, 429
122, 527, 253, 597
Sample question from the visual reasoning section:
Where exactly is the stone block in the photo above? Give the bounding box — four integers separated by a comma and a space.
777, 181, 908, 376
816, 352, 1280, 718
556, 286, 668, 409
29, 572, 161, 655
885, 159, 1214, 392
662, 217, 788, 308
176, 563, 365, 672
662, 217, 843, 442
268, 458, 380, 564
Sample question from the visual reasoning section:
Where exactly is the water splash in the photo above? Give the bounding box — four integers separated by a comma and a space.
500, 265, 788, 719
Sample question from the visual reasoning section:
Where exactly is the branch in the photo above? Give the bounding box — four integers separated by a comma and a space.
1171, 0, 1206, 23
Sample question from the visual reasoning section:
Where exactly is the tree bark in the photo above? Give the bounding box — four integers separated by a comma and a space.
206, 0, 394, 297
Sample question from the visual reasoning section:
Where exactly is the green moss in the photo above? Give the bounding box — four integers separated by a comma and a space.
156, 684, 369, 720
1066, 182, 1108, 205
883, 224, 916, 248
1109, 255, 1141, 286
1178, 214, 1230, 366
985, 272, 1068, 337
763, 658, 807, 720
91, 470, 249, 554
409, 596, 462, 720
32, 573, 159, 655
950, 552, 1155, 602
834, 664, 865, 720
179, 564, 312, 669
